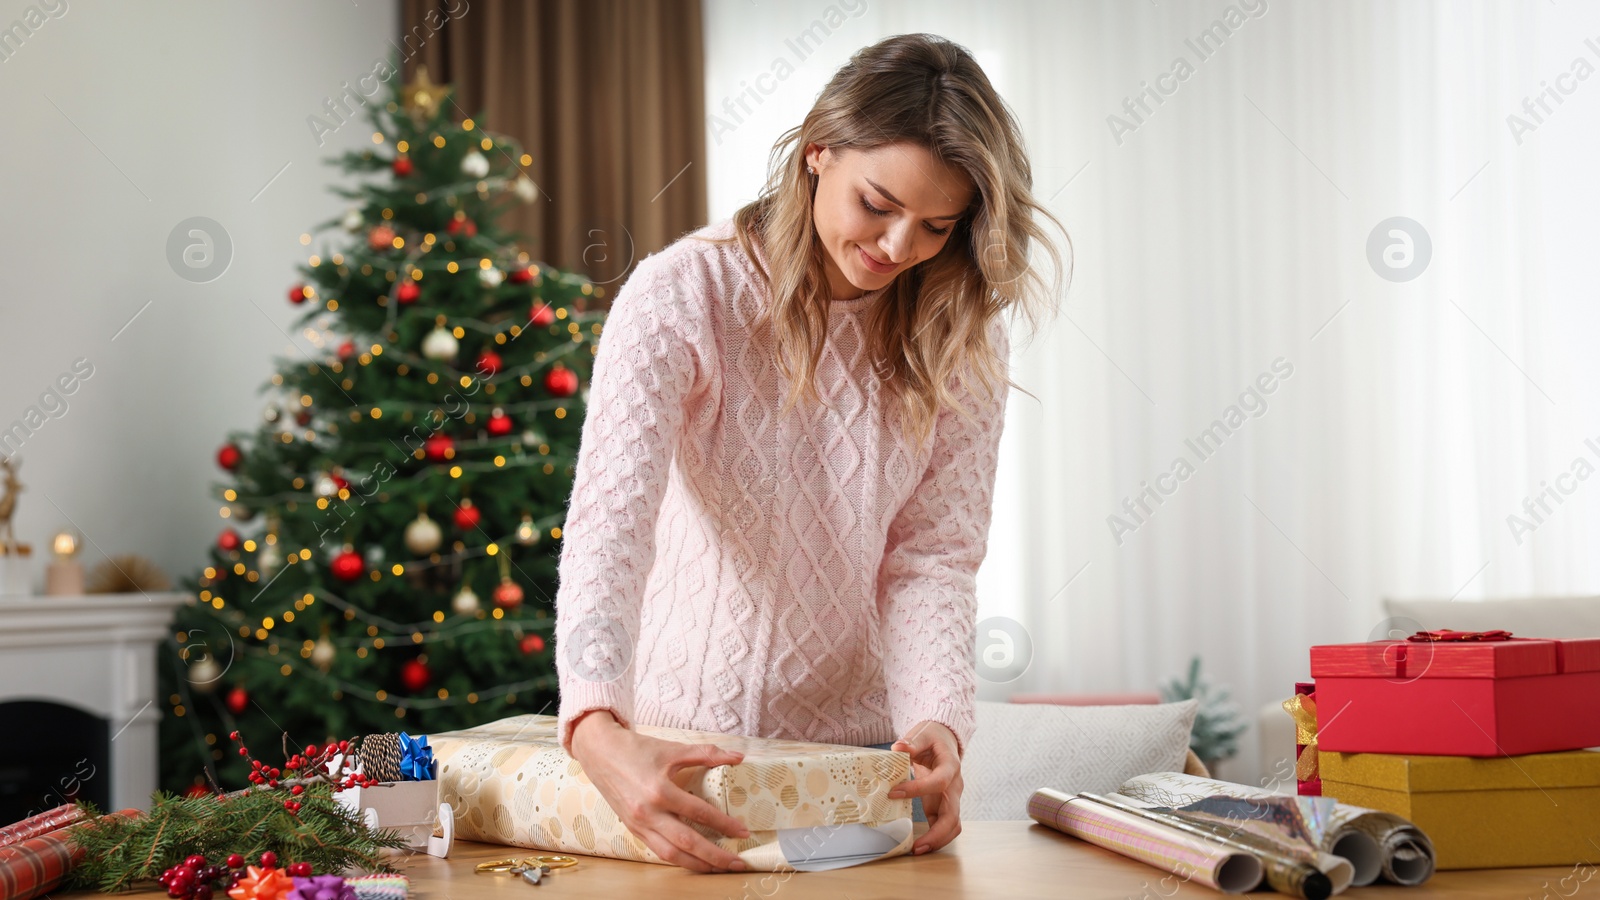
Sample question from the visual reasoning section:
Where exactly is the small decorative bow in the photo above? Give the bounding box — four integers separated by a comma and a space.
397, 732, 436, 781
229, 866, 296, 900
1406, 629, 1512, 643
288, 875, 356, 900
1282, 694, 1320, 782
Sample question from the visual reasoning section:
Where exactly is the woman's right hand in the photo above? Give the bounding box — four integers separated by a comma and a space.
568, 710, 752, 873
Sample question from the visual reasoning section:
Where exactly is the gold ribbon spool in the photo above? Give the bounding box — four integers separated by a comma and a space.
1282, 693, 1320, 782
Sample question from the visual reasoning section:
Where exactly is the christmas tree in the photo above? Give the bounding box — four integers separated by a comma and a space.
158, 66, 606, 791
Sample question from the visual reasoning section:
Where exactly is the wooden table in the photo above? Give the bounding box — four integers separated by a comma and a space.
65, 821, 1581, 900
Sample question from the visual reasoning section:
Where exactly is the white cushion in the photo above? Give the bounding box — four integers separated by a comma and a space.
961, 699, 1199, 821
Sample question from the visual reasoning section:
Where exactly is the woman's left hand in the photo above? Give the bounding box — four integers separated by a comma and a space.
889, 720, 963, 855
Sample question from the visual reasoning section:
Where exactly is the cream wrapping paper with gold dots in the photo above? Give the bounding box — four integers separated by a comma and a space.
429, 714, 916, 871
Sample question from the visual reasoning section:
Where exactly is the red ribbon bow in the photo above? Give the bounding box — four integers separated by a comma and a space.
1406, 629, 1512, 642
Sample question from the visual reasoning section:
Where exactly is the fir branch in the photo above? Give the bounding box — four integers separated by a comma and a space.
66, 785, 410, 894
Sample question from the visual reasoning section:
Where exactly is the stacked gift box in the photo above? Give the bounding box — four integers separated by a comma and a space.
1292, 629, 1600, 870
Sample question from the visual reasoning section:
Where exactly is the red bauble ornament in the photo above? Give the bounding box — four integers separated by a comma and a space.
330, 471, 349, 491
509, 266, 534, 284
225, 686, 249, 715
329, 547, 365, 582
445, 215, 477, 237
337, 340, 355, 360
476, 351, 502, 376
544, 365, 578, 397
453, 500, 481, 530
400, 658, 431, 693
367, 225, 397, 253
288, 284, 310, 305
486, 408, 513, 436
183, 784, 210, 798
295, 409, 313, 427
217, 529, 242, 552
519, 634, 545, 654
423, 433, 454, 462
396, 281, 421, 304
493, 579, 524, 609
217, 444, 242, 471
529, 302, 555, 328
392, 155, 413, 177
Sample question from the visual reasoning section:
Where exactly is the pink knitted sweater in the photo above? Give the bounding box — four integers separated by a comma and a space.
553, 217, 1009, 759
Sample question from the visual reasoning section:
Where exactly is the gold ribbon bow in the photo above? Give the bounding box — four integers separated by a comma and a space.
1282, 693, 1319, 782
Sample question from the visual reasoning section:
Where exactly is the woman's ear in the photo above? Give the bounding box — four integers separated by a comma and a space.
803, 143, 828, 174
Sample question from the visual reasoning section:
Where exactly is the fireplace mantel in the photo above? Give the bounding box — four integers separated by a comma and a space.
0, 592, 189, 812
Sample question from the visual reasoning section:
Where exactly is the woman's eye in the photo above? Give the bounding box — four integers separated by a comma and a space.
859, 195, 890, 217
859, 195, 952, 237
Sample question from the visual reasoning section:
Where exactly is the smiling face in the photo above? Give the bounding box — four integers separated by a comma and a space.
803, 141, 975, 301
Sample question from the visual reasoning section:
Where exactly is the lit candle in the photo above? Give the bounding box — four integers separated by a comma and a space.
45, 527, 84, 596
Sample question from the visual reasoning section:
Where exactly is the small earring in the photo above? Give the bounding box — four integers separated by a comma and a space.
807, 166, 816, 175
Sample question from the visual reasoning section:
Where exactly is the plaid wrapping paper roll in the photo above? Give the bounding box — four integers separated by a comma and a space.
0, 809, 142, 900
0, 807, 87, 851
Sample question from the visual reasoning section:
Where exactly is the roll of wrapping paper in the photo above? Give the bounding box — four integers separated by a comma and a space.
1116, 772, 1436, 887
1078, 792, 1335, 900
1029, 788, 1265, 894
0, 807, 87, 850
0, 809, 142, 900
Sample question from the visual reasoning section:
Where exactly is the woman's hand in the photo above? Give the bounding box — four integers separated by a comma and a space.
568, 710, 752, 873
889, 720, 963, 855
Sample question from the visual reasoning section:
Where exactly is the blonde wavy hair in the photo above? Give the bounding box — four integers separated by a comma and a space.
698, 32, 1070, 450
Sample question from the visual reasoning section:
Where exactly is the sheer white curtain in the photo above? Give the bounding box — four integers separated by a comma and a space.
704, 0, 1600, 781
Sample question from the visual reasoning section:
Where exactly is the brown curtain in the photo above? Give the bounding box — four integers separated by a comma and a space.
399, 0, 708, 291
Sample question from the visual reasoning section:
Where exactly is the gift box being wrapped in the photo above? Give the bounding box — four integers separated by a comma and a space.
1309, 632, 1600, 756
429, 714, 914, 871
1320, 748, 1600, 870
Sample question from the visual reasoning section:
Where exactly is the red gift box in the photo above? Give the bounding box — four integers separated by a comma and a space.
1310, 634, 1600, 757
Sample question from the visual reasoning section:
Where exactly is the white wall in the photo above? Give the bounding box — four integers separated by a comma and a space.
0, 1, 398, 588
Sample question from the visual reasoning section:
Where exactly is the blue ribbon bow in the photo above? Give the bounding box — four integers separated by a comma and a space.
397, 732, 436, 781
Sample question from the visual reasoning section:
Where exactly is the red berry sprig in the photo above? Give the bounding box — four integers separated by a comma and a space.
227, 731, 379, 815
159, 853, 316, 900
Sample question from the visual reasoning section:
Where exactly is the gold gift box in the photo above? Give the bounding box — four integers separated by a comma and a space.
430, 714, 915, 870
1321, 747, 1600, 870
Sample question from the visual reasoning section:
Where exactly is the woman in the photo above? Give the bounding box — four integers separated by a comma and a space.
553, 32, 1067, 873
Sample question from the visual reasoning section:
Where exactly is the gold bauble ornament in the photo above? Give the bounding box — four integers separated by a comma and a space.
452, 584, 481, 615
187, 656, 222, 692
257, 542, 281, 577
310, 636, 336, 673
515, 514, 537, 545
404, 512, 443, 555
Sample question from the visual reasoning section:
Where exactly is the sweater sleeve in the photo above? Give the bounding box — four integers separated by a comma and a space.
876, 317, 1011, 759
554, 254, 706, 755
